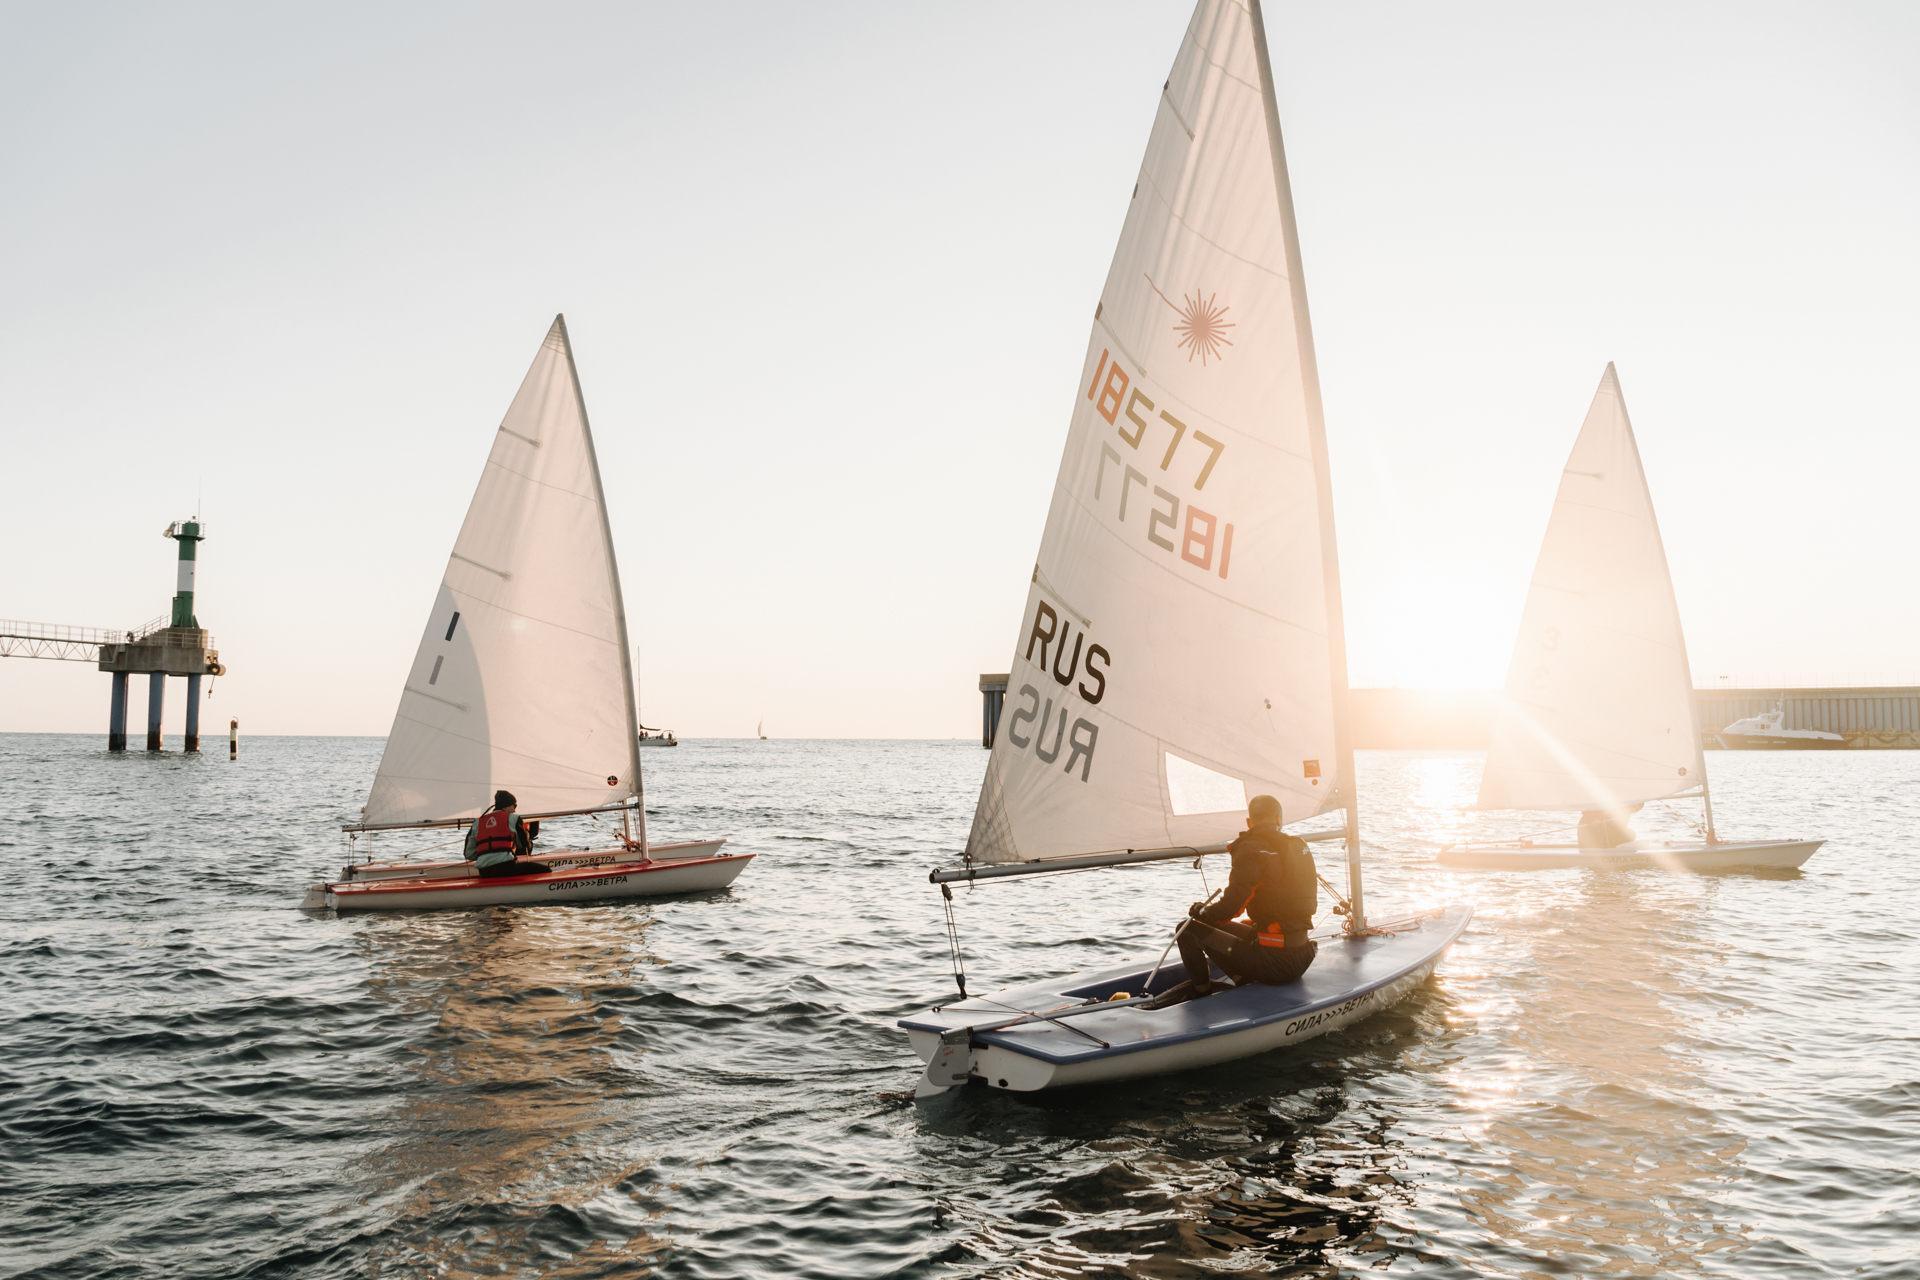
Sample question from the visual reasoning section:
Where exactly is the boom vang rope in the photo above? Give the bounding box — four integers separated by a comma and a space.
940, 882, 968, 998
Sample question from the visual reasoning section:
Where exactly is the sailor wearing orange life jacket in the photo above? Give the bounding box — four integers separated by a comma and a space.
463, 790, 552, 878
1176, 794, 1319, 996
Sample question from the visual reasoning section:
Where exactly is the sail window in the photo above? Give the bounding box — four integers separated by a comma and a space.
445, 612, 460, 642
429, 656, 443, 685
1165, 752, 1247, 816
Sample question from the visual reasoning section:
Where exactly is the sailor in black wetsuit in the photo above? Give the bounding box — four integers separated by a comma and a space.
1177, 794, 1318, 995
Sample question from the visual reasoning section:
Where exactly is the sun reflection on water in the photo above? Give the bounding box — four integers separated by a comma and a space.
350, 907, 673, 1278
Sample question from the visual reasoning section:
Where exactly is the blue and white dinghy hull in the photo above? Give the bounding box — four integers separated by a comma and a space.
901, 905, 1471, 1094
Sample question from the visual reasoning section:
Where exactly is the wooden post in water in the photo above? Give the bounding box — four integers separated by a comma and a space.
229, 718, 238, 761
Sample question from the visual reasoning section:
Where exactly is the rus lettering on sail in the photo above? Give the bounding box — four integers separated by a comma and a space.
1009, 599, 1107, 782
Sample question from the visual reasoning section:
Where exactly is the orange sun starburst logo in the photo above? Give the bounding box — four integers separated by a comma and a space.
1146, 274, 1235, 365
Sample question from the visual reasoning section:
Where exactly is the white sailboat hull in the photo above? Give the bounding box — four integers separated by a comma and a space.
307, 849, 753, 912
1435, 838, 1821, 872
341, 838, 726, 883
902, 906, 1470, 1092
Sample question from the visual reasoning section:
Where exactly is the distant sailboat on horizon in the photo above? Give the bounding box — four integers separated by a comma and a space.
757, 720, 767, 740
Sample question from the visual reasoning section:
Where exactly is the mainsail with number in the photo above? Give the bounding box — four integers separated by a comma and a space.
1474, 364, 1706, 813
361, 315, 645, 831
966, 0, 1355, 867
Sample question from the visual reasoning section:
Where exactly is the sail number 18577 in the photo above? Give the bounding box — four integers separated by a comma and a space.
1087, 349, 1234, 579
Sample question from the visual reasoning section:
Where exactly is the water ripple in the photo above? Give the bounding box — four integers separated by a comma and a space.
2, 735, 1915, 1278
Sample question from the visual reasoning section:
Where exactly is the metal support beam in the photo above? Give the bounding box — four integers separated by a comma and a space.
146, 673, 165, 751
185, 674, 201, 752
109, 672, 128, 751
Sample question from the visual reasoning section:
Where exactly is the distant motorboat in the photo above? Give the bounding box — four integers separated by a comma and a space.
1717, 707, 1845, 751
638, 725, 678, 748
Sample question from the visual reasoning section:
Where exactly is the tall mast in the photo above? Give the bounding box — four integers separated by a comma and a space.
1610, 363, 1715, 844
1247, 0, 1363, 930
556, 313, 648, 853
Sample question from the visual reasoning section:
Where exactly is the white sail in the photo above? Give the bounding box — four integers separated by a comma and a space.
1475, 364, 1705, 813
362, 316, 644, 827
967, 0, 1353, 865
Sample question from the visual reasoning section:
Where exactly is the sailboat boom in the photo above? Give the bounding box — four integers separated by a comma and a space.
343, 798, 642, 834
931, 829, 1349, 884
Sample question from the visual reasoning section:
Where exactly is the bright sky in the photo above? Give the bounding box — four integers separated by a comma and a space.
3, 2, 1915, 738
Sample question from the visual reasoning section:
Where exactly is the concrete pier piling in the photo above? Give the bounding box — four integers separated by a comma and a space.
146, 673, 166, 751
979, 673, 1009, 748
109, 672, 129, 752
184, 674, 201, 752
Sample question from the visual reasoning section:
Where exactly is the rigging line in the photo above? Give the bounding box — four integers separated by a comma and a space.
1047, 1018, 1112, 1050
961, 999, 1112, 1050
970, 996, 1076, 1018
942, 998, 1113, 1050
939, 883, 969, 998
1314, 871, 1352, 915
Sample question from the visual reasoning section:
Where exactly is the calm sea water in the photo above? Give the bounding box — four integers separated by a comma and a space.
3, 735, 1915, 1279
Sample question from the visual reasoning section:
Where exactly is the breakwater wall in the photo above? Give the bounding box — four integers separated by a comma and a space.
1351, 686, 1920, 750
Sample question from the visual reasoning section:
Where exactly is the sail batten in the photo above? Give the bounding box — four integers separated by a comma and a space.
966, 0, 1353, 868
1475, 364, 1705, 814
361, 316, 644, 828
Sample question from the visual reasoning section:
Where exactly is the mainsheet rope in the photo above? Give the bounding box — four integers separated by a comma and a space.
937, 856, 1221, 1003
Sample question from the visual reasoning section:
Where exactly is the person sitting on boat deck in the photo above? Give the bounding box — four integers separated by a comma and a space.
1576, 803, 1643, 849
1177, 794, 1319, 996
464, 789, 552, 878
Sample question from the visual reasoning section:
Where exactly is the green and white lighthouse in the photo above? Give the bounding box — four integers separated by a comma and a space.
97, 519, 225, 751
166, 520, 203, 628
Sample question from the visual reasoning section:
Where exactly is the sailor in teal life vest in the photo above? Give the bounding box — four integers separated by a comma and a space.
464, 790, 552, 878
1177, 794, 1319, 995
